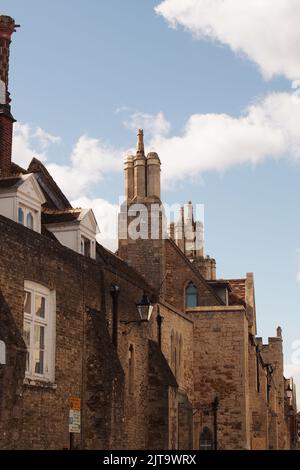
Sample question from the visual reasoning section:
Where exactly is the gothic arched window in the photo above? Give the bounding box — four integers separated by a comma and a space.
199, 427, 213, 450
185, 282, 198, 307
18, 207, 24, 225
26, 212, 34, 230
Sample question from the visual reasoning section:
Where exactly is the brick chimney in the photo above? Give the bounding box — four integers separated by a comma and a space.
0, 16, 19, 176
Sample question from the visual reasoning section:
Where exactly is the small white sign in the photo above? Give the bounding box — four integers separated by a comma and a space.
0, 340, 6, 365
69, 409, 81, 434
69, 397, 81, 434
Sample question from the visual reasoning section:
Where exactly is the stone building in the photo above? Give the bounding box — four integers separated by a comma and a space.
0, 15, 297, 449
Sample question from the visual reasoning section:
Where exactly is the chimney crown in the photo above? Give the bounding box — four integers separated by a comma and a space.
136, 128, 145, 157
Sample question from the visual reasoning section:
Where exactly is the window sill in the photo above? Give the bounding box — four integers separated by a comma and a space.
23, 377, 57, 390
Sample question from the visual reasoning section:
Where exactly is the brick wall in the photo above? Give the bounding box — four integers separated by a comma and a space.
0, 215, 129, 449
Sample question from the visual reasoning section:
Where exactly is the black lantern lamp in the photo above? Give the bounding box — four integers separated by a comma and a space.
120, 292, 154, 325
286, 383, 293, 400
136, 292, 153, 322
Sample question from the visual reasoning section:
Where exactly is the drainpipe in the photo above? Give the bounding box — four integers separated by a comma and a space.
110, 284, 120, 350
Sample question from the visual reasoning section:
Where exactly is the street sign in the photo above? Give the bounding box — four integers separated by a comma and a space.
69, 397, 81, 434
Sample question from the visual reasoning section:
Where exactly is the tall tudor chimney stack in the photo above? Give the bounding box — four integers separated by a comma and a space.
0, 16, 19, 176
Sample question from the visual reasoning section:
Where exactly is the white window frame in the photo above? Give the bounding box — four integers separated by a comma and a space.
23, 281, 56, 383
80, 235, 96, 259
18, 204, 37, 231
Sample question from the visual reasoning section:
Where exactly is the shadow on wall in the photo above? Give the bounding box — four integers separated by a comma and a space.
0, 289, 26, 449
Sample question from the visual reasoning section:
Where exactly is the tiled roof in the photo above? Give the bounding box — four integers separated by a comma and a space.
42, 208, 82, 224
227, 279, 246, 306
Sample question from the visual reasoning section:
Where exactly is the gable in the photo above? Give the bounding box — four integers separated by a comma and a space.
17, 174, 46, 206
80, 209, 100, 235
165, 239, 223, 311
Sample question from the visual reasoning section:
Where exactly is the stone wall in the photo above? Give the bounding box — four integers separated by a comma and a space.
165, 240, 221, 311
189, 306, 250, 450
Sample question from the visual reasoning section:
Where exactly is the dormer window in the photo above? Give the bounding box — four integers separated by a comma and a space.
18, 207, 24, 225
81, 236, 92, 257
18, 204, 36, 230
26, 211, 34, 230
44, 208, 99, 259
0, 173, 45, 233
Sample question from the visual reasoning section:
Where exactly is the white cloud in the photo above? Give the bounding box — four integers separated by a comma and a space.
13, 89, 300, 198
34, 127, 61, 150
12, 123, 60, 168
149, 92, 300, 184
47, 135, 123, 199
124, 111, 171, 138
155, 0, 300, 81
71, 196, 119, 252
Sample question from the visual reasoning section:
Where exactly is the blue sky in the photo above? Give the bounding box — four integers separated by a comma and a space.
2, 0, 300, 395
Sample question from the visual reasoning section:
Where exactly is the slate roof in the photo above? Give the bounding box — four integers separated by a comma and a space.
0, 174, 33, 190
0, 176, 22, 189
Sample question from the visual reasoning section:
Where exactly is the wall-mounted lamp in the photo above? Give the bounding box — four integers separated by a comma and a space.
121, 292, 153, 325
286, 383, 293, 400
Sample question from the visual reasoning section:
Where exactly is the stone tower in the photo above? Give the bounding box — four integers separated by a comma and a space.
170, 201, 217, 280
0, 16, 19, 176
118, 129, 166, 294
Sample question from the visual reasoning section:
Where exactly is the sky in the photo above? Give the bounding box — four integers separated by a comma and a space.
2, 0, 300, 399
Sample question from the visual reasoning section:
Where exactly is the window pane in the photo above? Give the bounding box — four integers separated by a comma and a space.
33, 349, 44, 375
35, 295, 46, 319
24, 291, 32, 315
26, 212, 34, 229
23, 321, 31, 372
186, 283, 198, 307
18, 207, 24, 225
33, 325, 45, 374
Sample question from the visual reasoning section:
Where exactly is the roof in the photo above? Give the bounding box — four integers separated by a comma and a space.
208, 279, 232, 291
0, 176, 22, 189
0, 173, 37, 190
227, 278, 246, 306
10, 161, 28, 175
42, 208, 82, 224
28, 158, 72, 210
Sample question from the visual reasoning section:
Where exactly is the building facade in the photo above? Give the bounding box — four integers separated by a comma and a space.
0, 15, 297, 450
